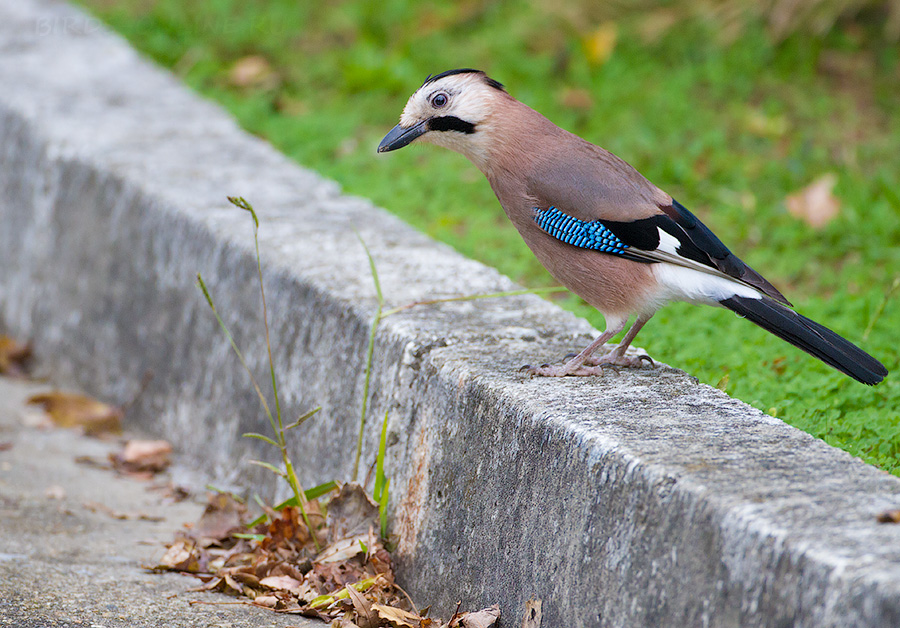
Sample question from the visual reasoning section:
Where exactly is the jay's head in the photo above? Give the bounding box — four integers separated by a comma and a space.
378, 69, 507, 167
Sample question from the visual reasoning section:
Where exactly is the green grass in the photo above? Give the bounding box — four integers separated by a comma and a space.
76, 0, 900, 472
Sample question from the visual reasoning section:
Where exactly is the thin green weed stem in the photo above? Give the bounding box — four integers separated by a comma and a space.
352, 233, 568, 485
863, 276, 899, 342
198, 196, 320, 550
352, 230, 383, 482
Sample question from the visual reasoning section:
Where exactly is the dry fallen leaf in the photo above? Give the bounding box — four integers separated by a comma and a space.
326, 483, 380, 542
111, 439, 172, 475
153, 487, 495, 626
223, 574, 245, 596
0, 335, 31, 377
148, 481, 191, 503
27, 391, 122, 436
785, 173, 840, 229
254, 594, 278, 608
333, 615, 363, 628
259, 575, 303, 592
74, 454, 113, 470
877, 509, 900, 523
228, 55, 279, 89
346, 583, 377, 628
451, 605, 500, 628
521, 599, 542, 628
317, 536, 367, 564
372, 602, 422, 628
159, 538, 202, 572
193, 492, 247, 541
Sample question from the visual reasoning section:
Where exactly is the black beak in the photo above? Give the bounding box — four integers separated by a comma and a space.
377, 120, 428, 153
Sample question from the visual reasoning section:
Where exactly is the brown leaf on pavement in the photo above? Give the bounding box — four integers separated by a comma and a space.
193, 492, 247, 543
158, 538, 203, 572
0, 335, 31, 377
371, 602, 423, 628
448, 605, 501, 628
74, 455, 114, 471
253, 594, 278, 607
259, 575, 303, 592
876, 509, 900, 523
785, 173, 840, 229
27, 391, 122, 436
111, 439, 172, 476
148, 482, 191, 503
152, 485, 495, 625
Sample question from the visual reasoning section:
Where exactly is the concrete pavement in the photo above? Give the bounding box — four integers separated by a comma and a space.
0, 376, 319, 628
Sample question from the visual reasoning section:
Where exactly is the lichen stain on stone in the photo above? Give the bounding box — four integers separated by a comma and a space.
394, 426, 431, 561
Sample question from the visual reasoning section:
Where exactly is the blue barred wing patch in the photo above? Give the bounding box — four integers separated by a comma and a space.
533, 207, 629, 255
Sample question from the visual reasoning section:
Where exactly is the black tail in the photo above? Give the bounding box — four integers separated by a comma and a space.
720, 295, 888, 385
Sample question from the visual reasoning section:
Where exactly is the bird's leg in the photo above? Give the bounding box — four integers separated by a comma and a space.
521, 318, 628, 377
583, 314, 654, 368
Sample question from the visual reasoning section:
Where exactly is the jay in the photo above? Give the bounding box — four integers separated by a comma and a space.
378, 69, 887, 385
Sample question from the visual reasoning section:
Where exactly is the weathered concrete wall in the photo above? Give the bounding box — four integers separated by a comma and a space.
2, 1, 900, 626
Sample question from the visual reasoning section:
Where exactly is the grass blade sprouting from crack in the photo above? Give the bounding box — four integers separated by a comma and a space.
353, 231, 383, 482
197, 196, 320, 550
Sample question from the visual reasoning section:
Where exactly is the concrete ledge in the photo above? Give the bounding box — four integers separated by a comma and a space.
3, 1, 900, 626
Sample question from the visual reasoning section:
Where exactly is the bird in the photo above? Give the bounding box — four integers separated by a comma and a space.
377, 68, 887, 386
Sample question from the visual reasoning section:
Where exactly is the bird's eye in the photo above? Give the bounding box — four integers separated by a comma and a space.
431, 93, 448, 108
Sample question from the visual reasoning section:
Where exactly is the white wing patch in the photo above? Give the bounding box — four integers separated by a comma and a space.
656, 228, 681, 255
654, 263, 763, 306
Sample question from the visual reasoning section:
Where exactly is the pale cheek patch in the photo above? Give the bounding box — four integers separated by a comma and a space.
399, 99, 427, 127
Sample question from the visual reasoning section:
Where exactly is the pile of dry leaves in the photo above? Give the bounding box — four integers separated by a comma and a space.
4, 333, 500, 626
151, 483, 499, 628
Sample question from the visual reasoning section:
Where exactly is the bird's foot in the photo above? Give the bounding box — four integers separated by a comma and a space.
519, 362, 616, 377
519, 352, 653, 377
585, 352, 654, 368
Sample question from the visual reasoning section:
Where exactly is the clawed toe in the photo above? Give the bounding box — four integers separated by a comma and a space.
596, 354, 654, 369
576, 351, 656, 371
519, 363, 572, 377
519, 362, 616, 378
519, 348, 655, 378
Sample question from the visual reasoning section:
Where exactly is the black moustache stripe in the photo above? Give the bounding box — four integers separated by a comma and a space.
428, 116, 476, 134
